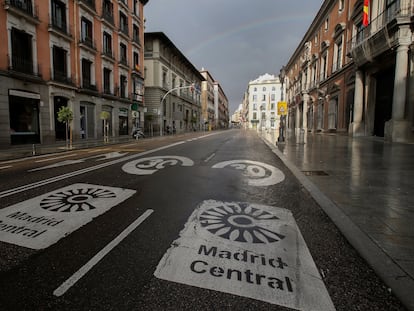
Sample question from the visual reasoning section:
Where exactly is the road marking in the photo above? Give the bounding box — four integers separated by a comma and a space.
122, 156, 194, 175
154, 200, 335, 310
0, 133, 218, 199
204, 153, 216, 163
0, 165, 12, 170
212, 160, 285, 186
35, 154, 79, 163
53, 209, 153, 297
0, 184, 136, 249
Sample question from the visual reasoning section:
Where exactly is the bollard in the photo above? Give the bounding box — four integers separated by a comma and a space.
32, 144, 36, 156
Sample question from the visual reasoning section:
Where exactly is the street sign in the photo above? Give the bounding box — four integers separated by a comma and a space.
277, 101, 287, 116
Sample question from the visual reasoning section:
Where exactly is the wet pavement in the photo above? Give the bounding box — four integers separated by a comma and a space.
0, 130, 413, 310
262, 129, 414, 310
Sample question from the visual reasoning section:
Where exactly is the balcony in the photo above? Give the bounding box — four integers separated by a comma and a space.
79, 37, 97, 52
78, 0, 95, 13
102, 49, 114, 61
51, 69, 74, 85
119, 25, 129, 39
8, 54, 42, 79
48, 15, 72, 40
118, 57, 129, 69
81, 78, 98, 93
347, 2, 413, 64
3, 0, 39, 23
101, 7, 114, 26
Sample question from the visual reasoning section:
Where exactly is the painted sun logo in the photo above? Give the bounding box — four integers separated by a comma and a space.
40, 187, 116, 212
199, 202, 285, 244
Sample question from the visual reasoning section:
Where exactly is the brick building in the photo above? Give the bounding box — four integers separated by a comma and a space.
284, 0, 413, 143
0, 0, 148, 146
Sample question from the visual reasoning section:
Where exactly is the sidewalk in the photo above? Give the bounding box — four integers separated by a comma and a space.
0, 136, 163, 162
262, 130, 414, 310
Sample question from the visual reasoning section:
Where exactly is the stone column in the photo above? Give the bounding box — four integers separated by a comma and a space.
352, 70, 364, 136
303, 93, 309, 130
385, 41, 411, 142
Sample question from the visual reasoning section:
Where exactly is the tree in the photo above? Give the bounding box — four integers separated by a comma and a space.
57, 106, 73, 149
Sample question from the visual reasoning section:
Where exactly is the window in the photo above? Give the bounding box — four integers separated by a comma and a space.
120, 43, 127, 65
253, 112, 257, 120
120, 75, 127, 98
320, 53, 328, 80
339, 0, 345, 12
82, 58, 92, 88
262, 94, 266, 101
119, 11, 128, 35
262, 87, 266, 91
51, 0, 66, 31
11, 28, 33, 74
324, 17, 329, 31
253, 103, 257, 110
81, 17, 93, 45
133, 51, 139, 70
133, 0, 139, 16
103, 32, 112, 56
252, 95, 257, 101
53, 46, 67, 81
102, 0, 114, 24
333, 37, 343, 72
103, 68, 111, 94
133, 24, 139, 44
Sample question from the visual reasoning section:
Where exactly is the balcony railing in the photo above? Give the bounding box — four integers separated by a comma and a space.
4, 0, 39, 20
9, 54, 33, 74
79, 0, 95, 11
51, 69, 73, 85
49, 15, 71, 37
79, 36, 96, 50
101, 8, 114, 25
119, 57, 128, 67
347, 2, 413, 53
82, 77, 98, 92
119, 25, 129, 37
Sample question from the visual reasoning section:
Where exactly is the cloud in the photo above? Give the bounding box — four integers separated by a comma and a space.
145, 0, 323, 113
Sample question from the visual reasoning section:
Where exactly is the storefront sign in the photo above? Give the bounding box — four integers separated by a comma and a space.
154, 200, 335, 310
0, 184, 135, 249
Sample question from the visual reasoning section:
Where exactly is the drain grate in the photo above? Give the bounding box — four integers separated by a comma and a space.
301, 170, 329, 176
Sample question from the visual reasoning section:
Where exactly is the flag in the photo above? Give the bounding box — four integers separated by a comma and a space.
363, 0, 369, 26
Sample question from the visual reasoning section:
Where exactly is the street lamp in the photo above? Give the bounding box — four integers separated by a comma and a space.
278, 66, 286, 143
160, 83, 196, 136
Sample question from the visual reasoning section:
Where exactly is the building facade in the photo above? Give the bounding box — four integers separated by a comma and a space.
246, 74, 282, 131
284, 0, 413, 143
143, 32, 204, 135
214, 81, 229, 129
0, 0, 148, 147
200, 68, 215, 130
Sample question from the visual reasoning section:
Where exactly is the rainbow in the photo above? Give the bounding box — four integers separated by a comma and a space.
185, 13, 315, 57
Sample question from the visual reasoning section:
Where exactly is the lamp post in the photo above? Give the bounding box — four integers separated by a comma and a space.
160, 83, 196, 136
278, 66, 286, 143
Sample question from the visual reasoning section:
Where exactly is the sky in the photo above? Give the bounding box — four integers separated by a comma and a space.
144, 0, 324, 114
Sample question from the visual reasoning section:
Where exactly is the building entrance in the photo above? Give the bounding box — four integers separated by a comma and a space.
374, 68, 394, 137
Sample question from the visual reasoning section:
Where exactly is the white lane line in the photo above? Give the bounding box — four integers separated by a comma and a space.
0, 141, 185, 198
0, 165, 12, 170
53, 209, 154, 297
35, 154, 78, 163
204, 153, 216, 163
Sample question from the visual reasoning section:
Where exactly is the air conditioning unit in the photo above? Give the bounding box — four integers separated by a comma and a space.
131, 111, 139, 118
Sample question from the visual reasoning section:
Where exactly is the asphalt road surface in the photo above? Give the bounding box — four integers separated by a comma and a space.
0, 130, 406, 310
